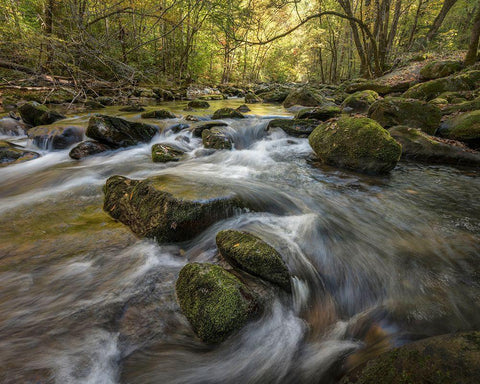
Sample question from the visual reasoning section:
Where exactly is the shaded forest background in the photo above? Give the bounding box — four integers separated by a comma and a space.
0, 0, 479, 87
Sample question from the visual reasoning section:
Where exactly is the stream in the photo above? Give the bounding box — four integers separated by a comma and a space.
1, 99, 479, 383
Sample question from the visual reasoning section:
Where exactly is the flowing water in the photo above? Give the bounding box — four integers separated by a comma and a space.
0, 99, 479, 383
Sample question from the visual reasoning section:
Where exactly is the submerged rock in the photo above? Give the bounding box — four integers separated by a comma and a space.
419, 60, 464, 80
103, 175, 251, 242
188, 100, 210, 109
342, 90, 380, 113
151, 143, 185, 162
216, 230, 291, 291
212, 108, 244, 119
86, 115, 157, 148
202, 128, 233, 150
175, 262, 259, 343
141, 109, 176, 119
267, 119, 319, 138
341, 332, 480, 384
283, 86, 326, 108
368, 97, 441, 135
295, 106, 341, 120
28, 125, 84, 150
236, 104, 251, 113
119, 105, 146, 112
438, 110, 480, 149
308, 117, 401, 174
0, 117, 28, 135
390, 126, 480, 166
69, 140, 112, 160
0, 140, 40, 167
18, 101, 65, 127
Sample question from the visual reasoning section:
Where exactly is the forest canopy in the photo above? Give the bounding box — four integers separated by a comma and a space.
0, 0, 479, 85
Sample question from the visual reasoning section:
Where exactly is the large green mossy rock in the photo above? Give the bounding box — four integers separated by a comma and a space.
419, 60, 464, 80
151, 143, 185, 162
390, 126, 480, 166
342, 90, 380, 113
267, 119, 319, 138
308, 117, 401, 174
140, 109, 176, 119
27, 125, 84, 150
216, 230, 291, 291
103, 175, 251, 242
212, 108, 244, 119
86, 115, 157, 148
259, 88, 290, 103
441, 97, 480, 115
403, 70, 480, 100
192, 121, 228, 137
368, 97, 441, 135
202, 127, 233, 150
175, 263, 259, 343
438, 110, 480, 149
0, 140, 40, 167
341, 332, 480, 384
283, 86, 326, 108
295, 106, 341, 120
18, 101, 65, 127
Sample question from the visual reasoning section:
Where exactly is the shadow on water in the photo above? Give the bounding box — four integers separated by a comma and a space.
0, 100, 479, 383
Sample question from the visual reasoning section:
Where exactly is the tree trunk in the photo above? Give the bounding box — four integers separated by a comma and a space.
426, 0, 458, 41
465, 3, 480, 66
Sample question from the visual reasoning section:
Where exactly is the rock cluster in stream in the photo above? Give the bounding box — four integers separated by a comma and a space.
176, 230, 292, 343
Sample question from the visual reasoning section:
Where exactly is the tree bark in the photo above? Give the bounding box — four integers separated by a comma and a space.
426, 0, 458, 41
465, 3, 480, 66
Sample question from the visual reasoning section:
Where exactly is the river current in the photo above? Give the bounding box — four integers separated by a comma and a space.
0, 99, 479, 383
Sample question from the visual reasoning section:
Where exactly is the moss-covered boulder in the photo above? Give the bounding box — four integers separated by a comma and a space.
419, 60, 464, 80
259, 88, 290, 103
95, 96, 115, 106
0, 117, 28, 135
403, 70, 480, 100
212, 108, 244, 119
151, 143, 185, 162
390, 126, 480, 166
308, 117, 401, 174
341, 332, 480, 384
202, 127, 233, 150
18, 102, 65, 127
141, 109, 176, 119
245, 92, 262, 104
342, 90, 380, 113
368, 97, 441, 135
429, 97, 448, 106
438, 111, 480, 149
85, 100, 105, 110
267, 119, 319, 138
103, 175, 251, 242
69, 140, 112, 160
0, 140, 40, 167
27, 125, 84, 150
283, 86, 326, 108
216, 230, 291, 291
295, 106, 341, 120
86, 115, 157, 148
175, 263, 258, 343
192, 121, 228, 137
188, 100, 210, 109
344, 79, 410, 95
441, 97, 480, 115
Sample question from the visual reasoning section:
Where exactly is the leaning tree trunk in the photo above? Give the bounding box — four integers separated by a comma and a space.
465, 2, 480, 66
426, 0, 459, 41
